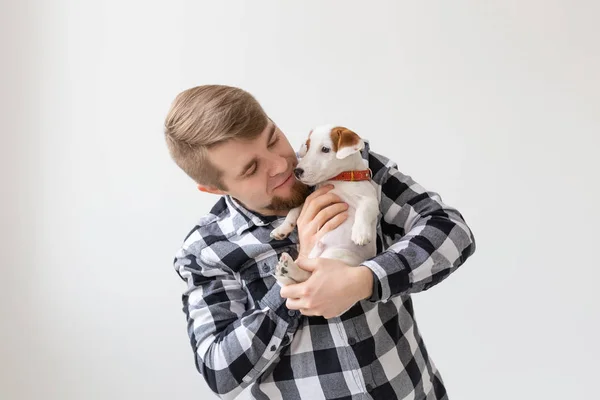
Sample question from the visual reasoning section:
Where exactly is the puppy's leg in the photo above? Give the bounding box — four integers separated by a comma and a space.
270, 206, 302, 240
351, 196, 379, 246
273, 252, 312, 286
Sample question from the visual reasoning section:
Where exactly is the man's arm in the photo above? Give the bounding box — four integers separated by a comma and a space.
360, 152, 477, 302
174, 246, 298, 400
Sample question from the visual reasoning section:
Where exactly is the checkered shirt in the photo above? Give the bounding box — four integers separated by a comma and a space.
172, 141, 476, 400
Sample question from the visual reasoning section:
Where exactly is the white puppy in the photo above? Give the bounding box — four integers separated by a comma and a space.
270, 124, 379, 286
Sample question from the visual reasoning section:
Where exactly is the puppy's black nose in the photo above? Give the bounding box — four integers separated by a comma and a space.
294, 168, 304, 179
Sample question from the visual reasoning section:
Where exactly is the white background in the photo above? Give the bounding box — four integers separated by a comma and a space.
2, 1, 599, 399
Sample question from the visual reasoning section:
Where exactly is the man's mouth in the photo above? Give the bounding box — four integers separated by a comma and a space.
274, 172, 294, 189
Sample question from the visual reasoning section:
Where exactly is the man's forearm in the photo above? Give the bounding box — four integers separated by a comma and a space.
361, 206, 476, 302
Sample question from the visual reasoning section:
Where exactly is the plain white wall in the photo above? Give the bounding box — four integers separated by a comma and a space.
2, 1, 599, 399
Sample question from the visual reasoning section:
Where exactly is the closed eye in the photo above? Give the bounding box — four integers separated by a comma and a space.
245, 163, 257, 176
268, 133, 280, 147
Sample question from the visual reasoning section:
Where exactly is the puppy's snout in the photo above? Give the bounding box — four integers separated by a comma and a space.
294, 168, 304, 179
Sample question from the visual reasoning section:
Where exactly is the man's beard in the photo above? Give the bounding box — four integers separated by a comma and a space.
265, 179, 311, 211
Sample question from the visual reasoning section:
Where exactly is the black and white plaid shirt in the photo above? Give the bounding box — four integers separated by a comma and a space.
173, 141, 476, 400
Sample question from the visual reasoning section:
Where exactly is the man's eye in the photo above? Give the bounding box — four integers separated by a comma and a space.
268, 135, 279, 147
321, 146, 330, 153
246, 164, 257, 176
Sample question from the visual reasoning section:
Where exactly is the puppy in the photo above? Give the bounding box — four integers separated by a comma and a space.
270, 125, 379, 286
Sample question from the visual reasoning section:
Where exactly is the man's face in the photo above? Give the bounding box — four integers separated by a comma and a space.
202, 121, 310, 216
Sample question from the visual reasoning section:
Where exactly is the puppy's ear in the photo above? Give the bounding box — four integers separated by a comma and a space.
298, 143, 307, 157
298, 130, 313, 158
331, 127, 364, 159
298, 138, 310, 157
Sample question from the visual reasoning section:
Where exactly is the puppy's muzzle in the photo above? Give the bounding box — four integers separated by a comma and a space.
294, 168, 304, 179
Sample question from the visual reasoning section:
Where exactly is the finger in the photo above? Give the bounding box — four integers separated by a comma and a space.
280, 281, 308, 299
298, 185, 335, 221
316, 211, 349, 239
296, 257, 318, 270
280, 284, 298, 298
285, 298, 304, 310
313, 203, 349, 231
301, 193, 345, 225
296, 257, 317, 272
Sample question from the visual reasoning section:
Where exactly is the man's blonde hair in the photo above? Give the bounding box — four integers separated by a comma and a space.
164, 85, 268, 190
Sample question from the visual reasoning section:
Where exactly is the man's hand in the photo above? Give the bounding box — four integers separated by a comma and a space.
296, 185, 348, 260
280, 258, 374, 319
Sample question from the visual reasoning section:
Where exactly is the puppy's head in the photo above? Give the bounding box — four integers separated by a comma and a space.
294, 124, 364, 186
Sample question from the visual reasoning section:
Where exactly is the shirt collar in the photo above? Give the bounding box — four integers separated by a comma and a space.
224, 195, 281, 234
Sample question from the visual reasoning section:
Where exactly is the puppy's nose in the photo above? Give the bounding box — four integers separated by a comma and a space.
294, 168, 304, 179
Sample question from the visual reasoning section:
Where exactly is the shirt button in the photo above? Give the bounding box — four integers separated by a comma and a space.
366, 384, 373, 392
348, 337, 356, 345
288, 310, 297, 317
262, 264, 271, 273
270, 345, 276, 351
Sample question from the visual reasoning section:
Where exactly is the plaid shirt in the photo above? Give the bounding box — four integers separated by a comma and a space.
173, 142, 476, 400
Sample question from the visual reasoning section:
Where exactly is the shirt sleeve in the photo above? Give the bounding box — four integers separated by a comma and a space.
361, 153, 477, 302
174, 246, 300, 400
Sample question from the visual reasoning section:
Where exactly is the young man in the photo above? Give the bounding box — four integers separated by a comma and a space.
164, 85, 476, 400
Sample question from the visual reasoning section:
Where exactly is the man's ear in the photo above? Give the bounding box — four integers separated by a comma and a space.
334, 127, 364, 159
197, 184, 226, 195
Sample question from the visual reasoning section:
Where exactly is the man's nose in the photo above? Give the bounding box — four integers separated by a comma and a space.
294, 168, 304, 179
269, 154, 287, 177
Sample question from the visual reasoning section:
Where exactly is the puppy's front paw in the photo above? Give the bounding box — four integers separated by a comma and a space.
270, 222, 295, 240
274, 252, 311, 285
351, 223, 373, 246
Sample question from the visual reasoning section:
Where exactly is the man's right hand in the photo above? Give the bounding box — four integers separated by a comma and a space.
295, 184, 349, 261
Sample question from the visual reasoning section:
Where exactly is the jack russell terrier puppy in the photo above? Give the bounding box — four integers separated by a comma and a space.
270, 124, 379, 286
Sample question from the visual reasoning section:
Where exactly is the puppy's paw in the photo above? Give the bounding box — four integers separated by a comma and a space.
270, 222, 295, 240
274, 252, 311, 285
351, 223, 373, 246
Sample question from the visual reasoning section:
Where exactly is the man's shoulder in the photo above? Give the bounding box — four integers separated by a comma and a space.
175, 196, 274, 273
176, 197, 239, 267
362, 143, 399, 183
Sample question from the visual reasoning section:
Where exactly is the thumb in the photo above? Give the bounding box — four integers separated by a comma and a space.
296, 257, 317, 272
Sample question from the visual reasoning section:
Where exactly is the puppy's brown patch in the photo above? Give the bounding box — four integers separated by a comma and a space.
330, 126, 360, 152
304, 129, 314, 150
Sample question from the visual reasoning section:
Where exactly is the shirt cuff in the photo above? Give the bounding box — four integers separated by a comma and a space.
361, 251, 410, 302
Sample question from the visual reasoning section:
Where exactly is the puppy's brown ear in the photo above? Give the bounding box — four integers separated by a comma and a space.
298, 129, 312, 157
331, 127, 364, 159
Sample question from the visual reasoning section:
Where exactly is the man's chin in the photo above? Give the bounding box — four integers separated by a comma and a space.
266, 180, 310, 211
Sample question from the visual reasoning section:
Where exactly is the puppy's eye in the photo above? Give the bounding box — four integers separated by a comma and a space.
321, 146, 330, 153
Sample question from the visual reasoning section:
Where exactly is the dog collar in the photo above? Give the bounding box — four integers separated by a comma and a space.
328, 169, 372, 182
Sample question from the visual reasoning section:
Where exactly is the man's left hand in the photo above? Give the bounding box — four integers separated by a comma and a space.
280, 258, 374, 319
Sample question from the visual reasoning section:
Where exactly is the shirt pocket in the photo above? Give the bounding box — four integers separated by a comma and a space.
238, 245, 299, 305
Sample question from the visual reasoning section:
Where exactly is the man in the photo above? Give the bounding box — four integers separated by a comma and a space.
164, 85, 476, 400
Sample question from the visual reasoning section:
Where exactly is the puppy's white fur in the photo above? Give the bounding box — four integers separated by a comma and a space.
270, 124, 379, 287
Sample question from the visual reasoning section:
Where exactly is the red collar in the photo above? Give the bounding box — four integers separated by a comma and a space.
328, 169, 372, 182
